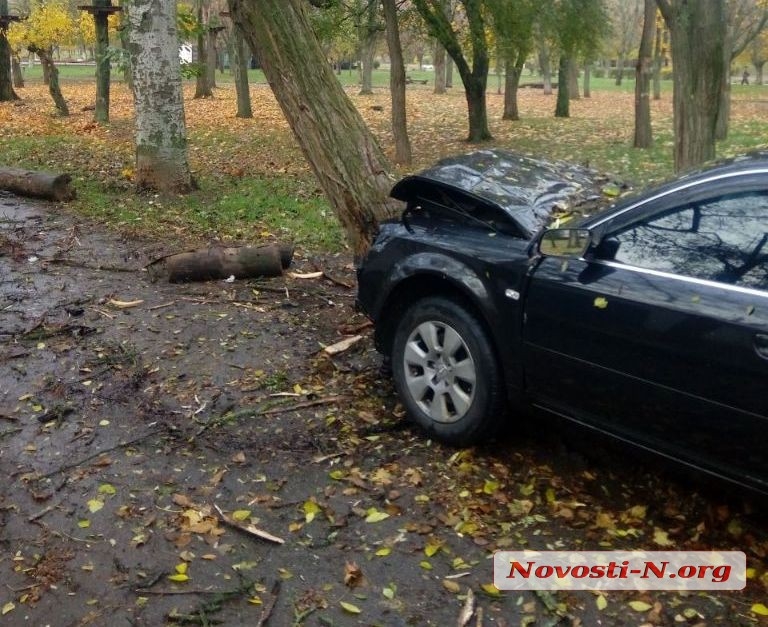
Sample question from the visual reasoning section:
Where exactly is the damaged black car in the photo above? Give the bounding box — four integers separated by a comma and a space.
356, 149, 768, 494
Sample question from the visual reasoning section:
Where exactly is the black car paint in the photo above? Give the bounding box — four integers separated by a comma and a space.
357, 150, 768, 494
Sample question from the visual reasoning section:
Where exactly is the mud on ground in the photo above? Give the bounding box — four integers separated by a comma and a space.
1, 193, 767, 627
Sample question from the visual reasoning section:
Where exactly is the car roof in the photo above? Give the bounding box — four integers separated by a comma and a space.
390, 149, 614, 236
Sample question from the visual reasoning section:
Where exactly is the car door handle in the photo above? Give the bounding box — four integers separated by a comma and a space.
755, 333, 768, 360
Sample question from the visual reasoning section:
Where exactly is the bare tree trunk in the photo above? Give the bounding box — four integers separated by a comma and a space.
228, 0, 398, 259
358, 0, 378, 96
445, 58, 453, 87
555, 55, 569, 117
194, 1, 213, 98
230, 26, 252, 118
127, 0, 195, 193
0, 0, 18, 100
657, 0, 724, 172
615, 54, 624, 86
583, 64, 591, 98
11, 54, 22, 88
206, 28, 218, 89
92, 2, 112, 123
502, 51, 524, 120
634, 0, 655, 148
539, 41, 552, 95
568, 59, 580, 99
382, 0, 411, 165
652, 14, 662, 100
716, 30, 733, 141
30, 47, 68, 115
433, 41, 446, 94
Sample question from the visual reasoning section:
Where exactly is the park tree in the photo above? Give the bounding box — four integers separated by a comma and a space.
486, 0, 536, 121
382, 0, 411, 164
605, 0, 643, 85
634, 0, 655, 148
228, 0, 399, 259
749, 27, 768, 83
717, 0, 768, 139
226, 19, 252, 118
356, 0, 382, 95
542, 0, 609, 118
126, 0, 194, 192
9, 0, 78, 115
0, 0, 19, 101
656, 0, 725, 171
78, 1, 121, 123
412, 0, 491, 141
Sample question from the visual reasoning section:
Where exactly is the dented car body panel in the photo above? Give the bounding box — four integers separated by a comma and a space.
357, 150, 768, 494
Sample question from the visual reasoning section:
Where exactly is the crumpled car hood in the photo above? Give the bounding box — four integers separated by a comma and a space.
390, 149, 620, 237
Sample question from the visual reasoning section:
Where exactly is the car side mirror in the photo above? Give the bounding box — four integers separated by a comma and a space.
537, 228, 592, 259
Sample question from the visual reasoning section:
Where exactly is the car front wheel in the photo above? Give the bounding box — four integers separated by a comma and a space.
391, 296, 504, 445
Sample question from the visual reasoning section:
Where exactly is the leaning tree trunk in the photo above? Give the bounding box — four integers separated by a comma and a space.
230, 26, 252, 118
127, 0, 195, 193
555, 55, 569, 117
228, 0, 399, 259
383, 0, 411, 165
634, 0, 655, 149
30, 47, 68, 115
657, 0, 724, 172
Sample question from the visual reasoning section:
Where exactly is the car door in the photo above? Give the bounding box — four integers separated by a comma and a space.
522, 185, 768, 490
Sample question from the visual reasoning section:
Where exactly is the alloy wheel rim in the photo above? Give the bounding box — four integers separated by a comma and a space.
402, 320, 477, 424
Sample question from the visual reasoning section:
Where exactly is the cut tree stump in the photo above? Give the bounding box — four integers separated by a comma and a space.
0, 168, 76, 201
146, 244, 294, 282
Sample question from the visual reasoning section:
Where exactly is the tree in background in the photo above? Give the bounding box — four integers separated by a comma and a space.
542, 0, 609, 118
9, 0, 79, 115
486, 0, 536, 121
0, 0, 19, 101
717, 0, 768, 139
228, 0, 399, 259
748, 26, 768, 83
127, 0, 194, 192
634, 0, 655, 148
656, 0, 725, 171
79, 1, 121, 123
226, 18, 252, 118
382, 0, 411, 164
605, 0, 643, 86
356, 0, 382, 95
413, 0, 491, 141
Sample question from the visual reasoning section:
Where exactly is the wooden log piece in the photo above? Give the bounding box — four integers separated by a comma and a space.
147, 244, 294, 283
0, 167, 76, 201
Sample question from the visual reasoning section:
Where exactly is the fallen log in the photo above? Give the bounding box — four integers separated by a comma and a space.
146, 244, 294, 283
0, 167, 76, 201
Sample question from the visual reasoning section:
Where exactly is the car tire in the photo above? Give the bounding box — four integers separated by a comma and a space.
391, 296, 505, 445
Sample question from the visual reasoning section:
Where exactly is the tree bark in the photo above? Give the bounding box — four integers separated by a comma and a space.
652, 13, 662, 100
656, 0, 724, 172
555, 55, 569, 117
0, 167, 76, 201
230, 25, 252, 118
538, 40, 553, 95
583, 64, 591, 98
382, 0, 411, 165
148, 244, 292, 283
568, 59, 580, 99
0, 34, 18, 100
227, 0, 399, 259
11, 54, 22, 88
194, 1, 213, 98
502, 52, 524, 120
634, 0, 654, 149
206, 27, 218, 89
433, 40, 446, 94
127, 0, 195, 193
30, 47, 68, 116
357, 0, 378, 96
93, 2, 111, 123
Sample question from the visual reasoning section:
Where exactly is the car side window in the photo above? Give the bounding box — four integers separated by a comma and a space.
608, 190, 768, 290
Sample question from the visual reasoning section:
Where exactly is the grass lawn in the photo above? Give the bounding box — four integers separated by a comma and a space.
2, 70, 768, 253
